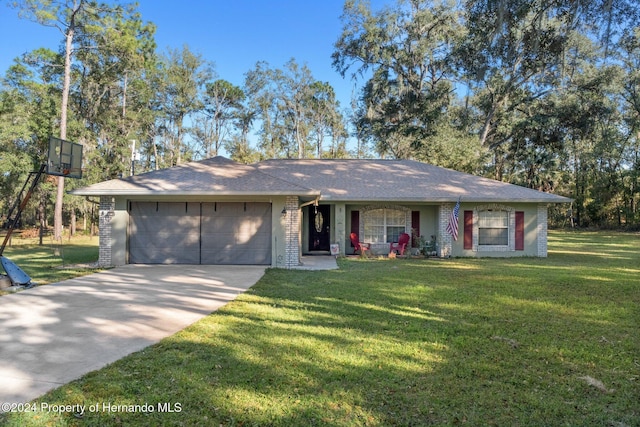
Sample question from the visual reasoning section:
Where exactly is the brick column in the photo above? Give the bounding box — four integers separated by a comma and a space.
284, 196, 300, 268
537, 204, 548, 257
333, 203, 346, 257
439, 203, 453, 258
98, 196, 115, 267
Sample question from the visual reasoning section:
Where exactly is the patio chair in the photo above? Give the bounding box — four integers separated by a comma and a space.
350, 232, 370, 256
389, 232, 410, 256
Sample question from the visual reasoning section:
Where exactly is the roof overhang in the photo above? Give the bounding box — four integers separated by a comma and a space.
315, 195, 573, 204
70, 189, 320, 197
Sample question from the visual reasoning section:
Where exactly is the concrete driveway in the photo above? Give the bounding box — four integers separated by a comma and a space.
0, 264, 265, 405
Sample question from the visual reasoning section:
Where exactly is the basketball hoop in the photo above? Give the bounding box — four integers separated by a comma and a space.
47, 136, 83, 179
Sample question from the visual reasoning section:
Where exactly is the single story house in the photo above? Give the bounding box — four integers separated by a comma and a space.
71, 156, 571, 268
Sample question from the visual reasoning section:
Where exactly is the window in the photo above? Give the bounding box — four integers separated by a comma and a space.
478, 210, 508, 246
363, 208, 406, 243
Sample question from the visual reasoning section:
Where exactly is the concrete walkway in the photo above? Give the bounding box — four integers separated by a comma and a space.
291, 255, 339, 270
0, 265, 265, 405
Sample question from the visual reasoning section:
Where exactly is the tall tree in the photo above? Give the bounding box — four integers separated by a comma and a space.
456, 0, 570, 182
458, 0, 640, 178
153, 46, 212, 166
192, 79, 245, 158
8, 0, 156, 238
307, 81, 347, 158
275, 59, 314, 158
245, 59, 337, 159
72, 3, 157, 180
1, 48, 64, 236
619, 28, 640, 224
10, 0, 91, 239
333, 0, 463, 158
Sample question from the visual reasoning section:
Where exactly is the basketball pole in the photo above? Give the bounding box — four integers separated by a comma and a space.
0, 164, 47, 256
1, 137, 83, 287
0, 164, 48, 287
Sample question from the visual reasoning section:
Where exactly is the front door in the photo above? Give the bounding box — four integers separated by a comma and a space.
308, 205, 330, 252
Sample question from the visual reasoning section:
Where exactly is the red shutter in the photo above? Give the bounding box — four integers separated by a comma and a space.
515, 211, 524, 251
411, 211, 420, 247
350, 211, 360, 247
463, 211, 473, 250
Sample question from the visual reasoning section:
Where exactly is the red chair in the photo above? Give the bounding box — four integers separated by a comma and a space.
390, 233, 410, 256
350, 232, 370, 256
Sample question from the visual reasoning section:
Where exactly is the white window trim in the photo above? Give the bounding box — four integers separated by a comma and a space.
359, 205, 411, 244
472, 205, 516, 252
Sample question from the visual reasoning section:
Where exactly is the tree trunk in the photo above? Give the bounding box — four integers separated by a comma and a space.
54, 177, 65, 240
38, 195, 46, 246
153, 140, 159, 170
70, 209, 77, 236
54, 4, 79, 241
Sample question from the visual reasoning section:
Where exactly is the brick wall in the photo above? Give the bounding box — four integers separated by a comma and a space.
537, 204, 548, 257
284, 196, 300, 268
98, 196, 115, 267
439, 204, 452, 257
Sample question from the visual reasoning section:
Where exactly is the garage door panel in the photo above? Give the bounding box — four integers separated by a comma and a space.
201, 202, 271, 265
130, 201, 271, 265
133, 247, 199, 264
130, 202, 200, 264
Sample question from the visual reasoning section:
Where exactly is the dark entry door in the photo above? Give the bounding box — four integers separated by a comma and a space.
308, 205, 330, 251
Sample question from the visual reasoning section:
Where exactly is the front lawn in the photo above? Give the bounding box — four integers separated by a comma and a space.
0, 234, 98, 295
1, 230, 638, 426
0, 234, 99, 293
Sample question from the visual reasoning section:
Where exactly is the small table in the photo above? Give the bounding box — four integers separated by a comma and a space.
369, 243, 390, 256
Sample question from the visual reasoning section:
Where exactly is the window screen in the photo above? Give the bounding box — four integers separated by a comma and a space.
363, 209, 406, 243
478, 210, 508, 245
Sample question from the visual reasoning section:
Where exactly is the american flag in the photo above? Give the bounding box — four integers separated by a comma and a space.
446, 198, 460, 241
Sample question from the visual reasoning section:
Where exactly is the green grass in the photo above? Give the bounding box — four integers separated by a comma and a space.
0, 234, 100, 292
1, 230, 638, 426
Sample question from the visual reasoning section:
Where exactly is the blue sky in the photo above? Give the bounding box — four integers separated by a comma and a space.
0, 0, 377, 113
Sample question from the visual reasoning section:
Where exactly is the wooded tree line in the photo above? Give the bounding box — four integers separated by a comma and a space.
1, 0, 639, 232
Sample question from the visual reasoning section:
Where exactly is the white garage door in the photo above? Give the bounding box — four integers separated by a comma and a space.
129, 202, 272, 265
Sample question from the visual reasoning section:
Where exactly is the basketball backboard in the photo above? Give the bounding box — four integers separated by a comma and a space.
47, 136, 83, 179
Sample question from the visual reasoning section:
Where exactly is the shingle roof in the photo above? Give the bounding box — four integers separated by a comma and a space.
70, 156, 318, 196
257, 158, 571, 203
71, 156, 571, 203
